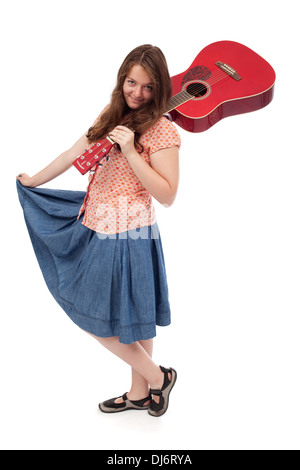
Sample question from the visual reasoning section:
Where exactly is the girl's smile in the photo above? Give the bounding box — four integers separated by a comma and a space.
123, 64, 154, 109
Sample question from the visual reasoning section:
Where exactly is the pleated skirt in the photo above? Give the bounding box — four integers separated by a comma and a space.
16, 181, 171, 344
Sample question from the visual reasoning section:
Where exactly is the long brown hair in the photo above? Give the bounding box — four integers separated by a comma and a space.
86, 45, 172, 150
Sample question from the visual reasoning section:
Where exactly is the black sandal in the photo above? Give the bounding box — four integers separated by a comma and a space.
148, 366, 177, 417
99, 393, 151, 413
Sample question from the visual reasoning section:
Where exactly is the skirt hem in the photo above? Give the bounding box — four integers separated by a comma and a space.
65, 307, 171, 344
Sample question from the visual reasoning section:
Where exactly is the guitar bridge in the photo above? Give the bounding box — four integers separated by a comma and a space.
216, 61, 242, 81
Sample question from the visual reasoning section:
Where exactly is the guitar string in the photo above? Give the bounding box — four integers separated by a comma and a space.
181, 72, 227, 93
179, 70, 231, 96
207, 70, 233, 84
166, 68, 235, 110
210, 73, 233, 85
187, 75, 225, 92
208, 73, 230, 84
171, 73, 231, 103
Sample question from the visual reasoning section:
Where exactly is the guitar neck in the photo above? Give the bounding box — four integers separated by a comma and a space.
165, 90, 193, 113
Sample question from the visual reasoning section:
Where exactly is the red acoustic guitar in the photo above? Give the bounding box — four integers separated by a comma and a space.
73, 41, 275, 174
168, 40, 275, 132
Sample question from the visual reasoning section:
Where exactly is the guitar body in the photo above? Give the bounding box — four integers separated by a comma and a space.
168, 41, 276, 132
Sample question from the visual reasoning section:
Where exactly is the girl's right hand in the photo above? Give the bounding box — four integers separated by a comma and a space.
16, 173, 34, 187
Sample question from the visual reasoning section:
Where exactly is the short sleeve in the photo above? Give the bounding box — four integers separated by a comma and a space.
148, 117, 181, 155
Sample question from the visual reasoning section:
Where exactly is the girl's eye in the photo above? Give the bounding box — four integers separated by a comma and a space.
145, 86, 153, 91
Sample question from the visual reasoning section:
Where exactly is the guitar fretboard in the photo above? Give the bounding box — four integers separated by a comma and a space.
165, 90, 194, 113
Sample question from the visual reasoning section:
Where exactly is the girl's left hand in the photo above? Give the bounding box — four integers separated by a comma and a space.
109, 126, 136, 159
16, 173, 35, 187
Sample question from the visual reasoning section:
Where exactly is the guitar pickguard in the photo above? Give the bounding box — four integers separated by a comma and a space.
181, 66, 212, 87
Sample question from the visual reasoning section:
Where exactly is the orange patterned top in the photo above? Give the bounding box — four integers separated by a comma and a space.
78, 116, 181, 235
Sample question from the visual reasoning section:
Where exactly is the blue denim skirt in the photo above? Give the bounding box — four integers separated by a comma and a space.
16, 181, 171, 344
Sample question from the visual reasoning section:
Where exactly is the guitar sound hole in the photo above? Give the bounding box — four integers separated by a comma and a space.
186, 82, 208, 98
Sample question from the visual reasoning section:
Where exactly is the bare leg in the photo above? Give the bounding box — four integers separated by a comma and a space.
129, 339, 153, 397
87, 333, 167, 403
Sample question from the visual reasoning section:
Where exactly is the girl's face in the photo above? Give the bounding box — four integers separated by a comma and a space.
123, 65, 154, 109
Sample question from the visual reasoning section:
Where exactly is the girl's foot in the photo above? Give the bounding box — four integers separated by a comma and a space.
148, 366, 177, 417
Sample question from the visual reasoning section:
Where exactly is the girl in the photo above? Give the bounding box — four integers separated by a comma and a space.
16, 44, 181, 417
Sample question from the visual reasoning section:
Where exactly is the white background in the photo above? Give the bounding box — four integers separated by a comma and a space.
1, 0, 299, 450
